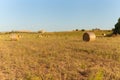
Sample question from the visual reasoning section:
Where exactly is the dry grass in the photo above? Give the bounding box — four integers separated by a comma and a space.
0, 30, 120, 80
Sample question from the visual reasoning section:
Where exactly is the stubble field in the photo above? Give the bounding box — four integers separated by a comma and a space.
0, 30, 119, 80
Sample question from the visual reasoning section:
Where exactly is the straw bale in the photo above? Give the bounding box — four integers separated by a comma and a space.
10, 34, 20, 41
83, 32, 96, 41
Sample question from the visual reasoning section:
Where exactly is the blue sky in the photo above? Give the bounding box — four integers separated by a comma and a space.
0, 0, 120, 32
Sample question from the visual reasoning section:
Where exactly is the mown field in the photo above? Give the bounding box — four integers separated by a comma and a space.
0, 30, 120, 80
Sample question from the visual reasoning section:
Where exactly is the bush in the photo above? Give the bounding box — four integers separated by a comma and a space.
75, 29, 79, 31
81, 29, 85, 31
113, 18, 120, 34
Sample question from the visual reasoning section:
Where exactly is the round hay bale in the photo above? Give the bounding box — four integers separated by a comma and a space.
83, 32, 96, 41
38, 30, 46, 33
10, 34, 20, 41
102, 33, 106, 36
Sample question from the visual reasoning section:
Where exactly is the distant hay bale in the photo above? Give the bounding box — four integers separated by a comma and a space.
38, 30, 46, 33
18, 35, 22, 38
102, 33, 106, 36
10, 34, 20, 41
83, 32, 96, 41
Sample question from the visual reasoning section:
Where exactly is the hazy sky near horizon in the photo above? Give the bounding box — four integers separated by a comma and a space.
0, 0, 120, 31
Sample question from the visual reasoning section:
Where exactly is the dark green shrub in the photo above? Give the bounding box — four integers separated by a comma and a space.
113, 18, 120, 34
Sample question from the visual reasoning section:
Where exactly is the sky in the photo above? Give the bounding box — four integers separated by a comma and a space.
0, 0, 120, 32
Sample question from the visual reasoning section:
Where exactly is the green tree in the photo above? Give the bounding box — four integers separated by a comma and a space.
113, 18, 120, 34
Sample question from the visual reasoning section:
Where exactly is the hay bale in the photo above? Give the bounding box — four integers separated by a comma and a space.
10, 34, 20, 41
83, 32, 96, 41
38, 30, 46, 33
102, 33, 106, 36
